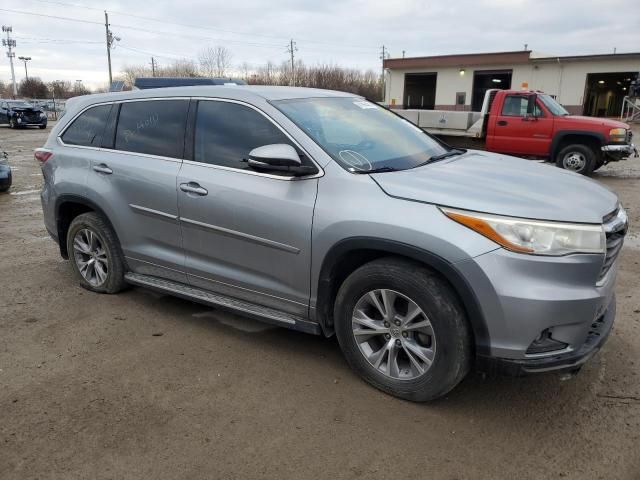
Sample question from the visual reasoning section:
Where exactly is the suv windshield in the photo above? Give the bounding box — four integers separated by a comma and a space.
273, 97, 448, 172
539, 94, 569, 116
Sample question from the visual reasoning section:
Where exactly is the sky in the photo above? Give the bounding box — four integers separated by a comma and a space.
1, 0, 639, 90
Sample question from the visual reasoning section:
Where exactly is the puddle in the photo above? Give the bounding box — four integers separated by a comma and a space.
193, 310, 275, 333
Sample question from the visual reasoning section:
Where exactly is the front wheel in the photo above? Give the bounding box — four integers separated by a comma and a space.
66, 212, 127, 293
39, 124, 47, 129
555, 144, 596, 175
334, 258, 471, 402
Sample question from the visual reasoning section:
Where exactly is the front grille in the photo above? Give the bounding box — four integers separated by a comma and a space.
598, 207, 628, 282
24, 113, 40, 123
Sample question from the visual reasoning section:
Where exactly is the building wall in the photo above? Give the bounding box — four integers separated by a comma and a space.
385, 57, 639, 114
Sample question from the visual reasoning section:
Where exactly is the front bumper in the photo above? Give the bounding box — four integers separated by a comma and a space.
455, 245, 619, 374
601, 143, 637, 159
477, 295, 615, 376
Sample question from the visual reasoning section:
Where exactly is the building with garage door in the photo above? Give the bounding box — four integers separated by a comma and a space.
383, 50, 639, 117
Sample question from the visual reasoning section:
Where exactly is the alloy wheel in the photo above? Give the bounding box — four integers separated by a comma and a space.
351, 289, 436, 380
73, 228, 109, 287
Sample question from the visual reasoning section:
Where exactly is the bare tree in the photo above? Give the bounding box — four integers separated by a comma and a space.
199, 46, 233, 78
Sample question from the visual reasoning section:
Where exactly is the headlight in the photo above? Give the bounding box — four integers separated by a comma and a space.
609, 128, 627, 142
40, 112, 46, 118
441, 207, 605, 256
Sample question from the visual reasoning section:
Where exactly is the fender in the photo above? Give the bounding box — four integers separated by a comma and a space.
315, 237, 491, 356
54, 194, 121, 259
549, 130, 606, 158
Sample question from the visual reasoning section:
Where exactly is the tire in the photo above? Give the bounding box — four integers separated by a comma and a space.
66, 212, 127, 294
555, 144, 596, 176
39, 125, 47, 129
334, 257, 471, 402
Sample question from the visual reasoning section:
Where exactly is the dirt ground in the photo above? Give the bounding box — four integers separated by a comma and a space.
1, 123, 639, 480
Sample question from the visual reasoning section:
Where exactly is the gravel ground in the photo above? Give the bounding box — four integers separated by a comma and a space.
1, 123, 639, 480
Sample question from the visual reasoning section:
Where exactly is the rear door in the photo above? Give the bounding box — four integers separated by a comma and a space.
85, 98, 190, 282
177, 99, 319, 317
487, 94, 554, 155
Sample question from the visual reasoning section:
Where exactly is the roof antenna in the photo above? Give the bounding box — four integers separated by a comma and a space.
524, 43, 528, 51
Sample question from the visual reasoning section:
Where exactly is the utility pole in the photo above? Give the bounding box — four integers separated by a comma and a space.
150, 57, 157, 77
2, 26, 17, 97
104, 11, 120, 86
380, 45, 388, 102
18, 56, 31, 80
287, 39, 297, 86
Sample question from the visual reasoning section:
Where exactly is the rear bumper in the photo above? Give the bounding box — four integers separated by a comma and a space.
477, 294, 615, 376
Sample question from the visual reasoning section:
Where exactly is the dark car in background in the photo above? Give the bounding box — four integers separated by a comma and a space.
0, 100, 47, 129
0, 148, 11, 192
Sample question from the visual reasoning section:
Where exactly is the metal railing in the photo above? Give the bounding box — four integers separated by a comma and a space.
620, 96, 640, 123
25, 98, 67, 121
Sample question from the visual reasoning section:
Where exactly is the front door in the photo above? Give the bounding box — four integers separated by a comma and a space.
177, 99, 319, 317
488, 94, 554, 156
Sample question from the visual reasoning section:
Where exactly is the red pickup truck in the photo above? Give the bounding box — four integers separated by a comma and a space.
398, 89, 637, 175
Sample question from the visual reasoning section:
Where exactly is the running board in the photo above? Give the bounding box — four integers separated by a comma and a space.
124, 272, 320, 335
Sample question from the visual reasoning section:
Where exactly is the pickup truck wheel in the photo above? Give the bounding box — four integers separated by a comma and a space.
556, 144, 595, 175
66, 212, 127, 294
334, 258, 471, 402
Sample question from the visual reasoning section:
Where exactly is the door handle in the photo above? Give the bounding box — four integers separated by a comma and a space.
93, 164, 113, 174
497, 120, 508, 126
180, 182, 208, 196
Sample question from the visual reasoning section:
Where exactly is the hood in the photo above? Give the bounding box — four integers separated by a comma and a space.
11, 107, 41, 113
555, 115, 629, 130
371, 150, 618, 224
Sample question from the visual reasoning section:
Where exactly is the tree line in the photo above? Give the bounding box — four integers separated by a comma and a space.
0, 78, 91, 99
1, 46, 383, 102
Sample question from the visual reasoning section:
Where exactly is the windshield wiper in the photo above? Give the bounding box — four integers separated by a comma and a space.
350, 166, 398, 174
415, 148, 466, 167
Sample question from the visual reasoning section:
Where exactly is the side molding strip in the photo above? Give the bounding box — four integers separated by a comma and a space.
129, 204, 178, 220
180, 217, 300, 254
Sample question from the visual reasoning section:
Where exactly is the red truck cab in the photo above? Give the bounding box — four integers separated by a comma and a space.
484, 90, 637, 175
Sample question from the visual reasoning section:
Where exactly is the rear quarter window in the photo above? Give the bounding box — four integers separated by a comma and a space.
114, 100, 189, 158
61, 104, 112, 147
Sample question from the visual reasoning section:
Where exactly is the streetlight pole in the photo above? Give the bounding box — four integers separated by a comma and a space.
18, 56, 31, 80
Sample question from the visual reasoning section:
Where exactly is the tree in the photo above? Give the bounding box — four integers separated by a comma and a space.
49, 80, 73, 99
199, 46, 233, 78
18, 77, 48, 98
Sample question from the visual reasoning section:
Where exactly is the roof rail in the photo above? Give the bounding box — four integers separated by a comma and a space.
133, 77, 247, 90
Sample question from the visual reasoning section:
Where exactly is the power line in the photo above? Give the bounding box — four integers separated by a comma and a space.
19, 1, 379, 51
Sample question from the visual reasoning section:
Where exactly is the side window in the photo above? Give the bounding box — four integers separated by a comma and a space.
61, 104, 112, 147
115, 100, 189, 158
501, 95, 543, 117
194, 101, 301, 170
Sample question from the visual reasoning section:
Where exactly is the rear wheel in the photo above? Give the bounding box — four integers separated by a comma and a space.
555, 144, 596, 175
66, 212, 127, 293
334, 258, 471, 402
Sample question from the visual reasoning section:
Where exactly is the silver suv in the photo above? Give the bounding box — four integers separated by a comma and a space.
37, 86, 627, 401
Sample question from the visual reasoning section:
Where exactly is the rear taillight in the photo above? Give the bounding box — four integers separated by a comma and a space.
34, 149, 53, 164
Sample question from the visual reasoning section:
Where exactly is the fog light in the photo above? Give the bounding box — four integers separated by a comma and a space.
526, 329, 568, 355
17, 117, 22, 124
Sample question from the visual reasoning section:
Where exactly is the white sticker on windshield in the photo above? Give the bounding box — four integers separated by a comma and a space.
353, 101, 377, 109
